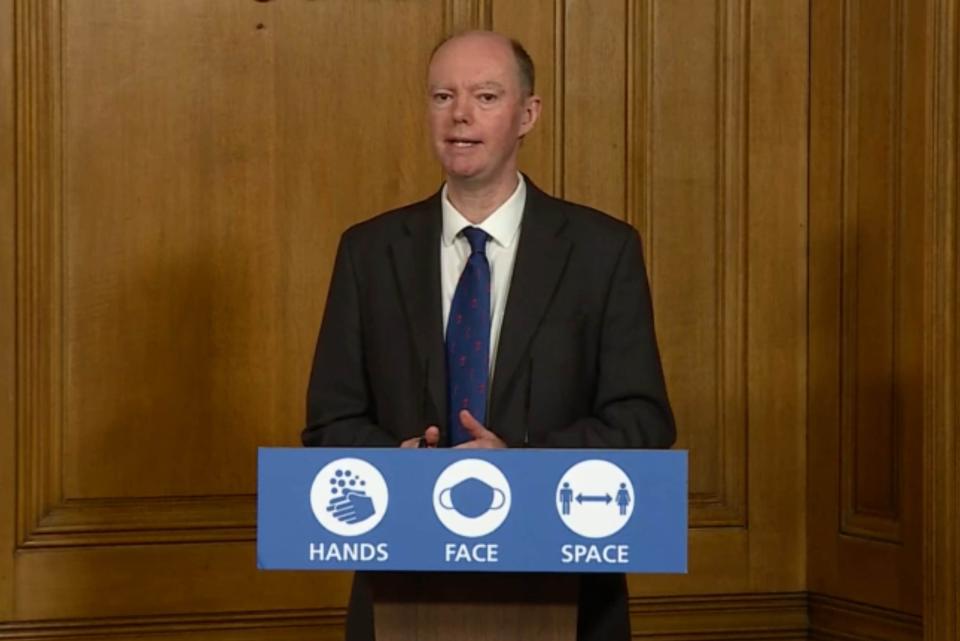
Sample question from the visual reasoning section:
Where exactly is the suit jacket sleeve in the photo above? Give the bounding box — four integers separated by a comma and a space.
543, 229, 676, 449
302, 232, 397, 447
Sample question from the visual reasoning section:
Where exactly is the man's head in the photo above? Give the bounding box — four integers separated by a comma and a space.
427, 31, 541, 192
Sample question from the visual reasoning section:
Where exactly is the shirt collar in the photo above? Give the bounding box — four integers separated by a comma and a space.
441, 174, 526, 249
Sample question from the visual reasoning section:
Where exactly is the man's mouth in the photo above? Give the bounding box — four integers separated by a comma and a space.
447, 138, 481, 148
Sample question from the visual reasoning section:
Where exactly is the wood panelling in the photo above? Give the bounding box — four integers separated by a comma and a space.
57, 0, 441, 504
0, 593, 808, 641
632, 0, 809, 596
741, 0, 807, 589
9, 0, 449, 622
18, 0, 446, 548
0, 611, 344, 641
642, 0, 748, 527
0, 0, 15, 622
562, 0, 627, 216
924, 0, 960, 638
12, 0, 956, 638
3, 0, 810, 630
837, 0, 921, 542
625, 0, 651, 234
809, 0, 925, 615
490, 0, 560, 193
13, 543, 352, 619
630, 592, 808, 640
500, 0, 759, 541
24, 496, 254, 548
809, 594, 922, 641
446, 0, 492, 34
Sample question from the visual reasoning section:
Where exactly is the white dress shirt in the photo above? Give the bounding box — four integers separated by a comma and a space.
441, 174, 526, 378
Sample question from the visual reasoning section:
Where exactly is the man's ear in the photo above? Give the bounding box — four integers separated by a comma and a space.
518, 94, 542, 137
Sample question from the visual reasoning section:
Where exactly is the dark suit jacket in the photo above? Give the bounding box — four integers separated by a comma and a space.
303, 179, 676, 641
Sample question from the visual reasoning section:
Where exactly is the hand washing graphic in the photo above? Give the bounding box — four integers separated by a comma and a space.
326, 468, 376, 524
433, 459, 511, 537
310, 458, 388, 536
438, 477, 507, 518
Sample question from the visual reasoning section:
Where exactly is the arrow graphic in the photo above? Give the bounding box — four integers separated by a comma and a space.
576, 493, 612, 505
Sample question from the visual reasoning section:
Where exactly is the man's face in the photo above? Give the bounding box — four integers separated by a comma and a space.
427, 34, 540, 188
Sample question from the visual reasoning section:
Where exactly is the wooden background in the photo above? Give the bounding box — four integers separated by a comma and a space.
1, 1, 956, 639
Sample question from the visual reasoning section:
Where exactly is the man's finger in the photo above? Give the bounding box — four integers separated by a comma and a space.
423, 425, 440, 447
459, 410, 488, 436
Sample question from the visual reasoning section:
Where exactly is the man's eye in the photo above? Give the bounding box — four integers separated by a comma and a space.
432, 93, 452, 104
478, 93, 498, 103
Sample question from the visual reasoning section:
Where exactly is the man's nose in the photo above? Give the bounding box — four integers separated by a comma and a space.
452, 95, 472, 123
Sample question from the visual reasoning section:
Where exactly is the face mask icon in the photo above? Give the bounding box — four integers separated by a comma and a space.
438, 477, 506, 518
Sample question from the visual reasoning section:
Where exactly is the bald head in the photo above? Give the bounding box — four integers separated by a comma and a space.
430, 31, 535, 97
425, 29, 542, 204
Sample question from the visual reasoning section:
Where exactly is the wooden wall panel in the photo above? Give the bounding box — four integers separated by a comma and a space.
59, 0, 442, 503
61, 0, 279, 505
740, 0, 808, 590
924, 0, 960, 638
650, 0, 806, 593
562, 0, 627, 216
10, 0, 929, 637
643, 0, 747, 528
837, 0, 923, 543
809, 0, 926, 614
9, 0, 448, 624
491, 0, 559, 193
809, 0, 925, 617
493, 0, 807, 600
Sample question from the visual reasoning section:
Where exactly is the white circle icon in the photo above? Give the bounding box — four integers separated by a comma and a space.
556, 460, 634, 538
432, 459, 511, 538
310, 458, 388, 536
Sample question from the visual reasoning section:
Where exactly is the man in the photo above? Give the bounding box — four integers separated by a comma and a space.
303, 31, 675, 641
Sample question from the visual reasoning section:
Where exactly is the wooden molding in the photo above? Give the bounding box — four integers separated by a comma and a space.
552, 0, 565, 197
924, 0, 960, 639
625, 0, 651, 237
809, 593, 922, 641
22, 496, 255, 547
14, 0, 62, 548
693, 0, 749, 528
0, 594, 810, 641
0, 0, 16, 621
630, 592, 807, 640
0, 609, 344, 641
0, 592, 931, 641
838, 0, 907, 544
627, 0, 749, 529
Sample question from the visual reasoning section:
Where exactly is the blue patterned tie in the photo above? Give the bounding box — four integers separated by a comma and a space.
446, 227, 491, 446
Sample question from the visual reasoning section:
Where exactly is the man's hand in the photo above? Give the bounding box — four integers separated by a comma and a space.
400, 425, 441, 448
454, 410, 507, 449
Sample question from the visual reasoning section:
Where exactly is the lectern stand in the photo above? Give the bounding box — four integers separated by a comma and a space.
258, 448, 688, 640
371, 572, 578, 641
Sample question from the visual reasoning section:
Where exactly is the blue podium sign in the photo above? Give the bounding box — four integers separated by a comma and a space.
257, 448, 686, 574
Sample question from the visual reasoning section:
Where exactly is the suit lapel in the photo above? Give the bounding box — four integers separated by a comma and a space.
389, 195, 447, 430
490, 182, 572, 427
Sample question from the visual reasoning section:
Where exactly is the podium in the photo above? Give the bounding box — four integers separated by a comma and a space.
257, 448, 686, 641
370, 572, 577, 641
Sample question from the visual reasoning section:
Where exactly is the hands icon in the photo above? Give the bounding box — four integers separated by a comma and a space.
326, 489, 376, 524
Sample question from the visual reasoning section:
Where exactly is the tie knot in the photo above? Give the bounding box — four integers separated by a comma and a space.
461, 227, 490, 255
